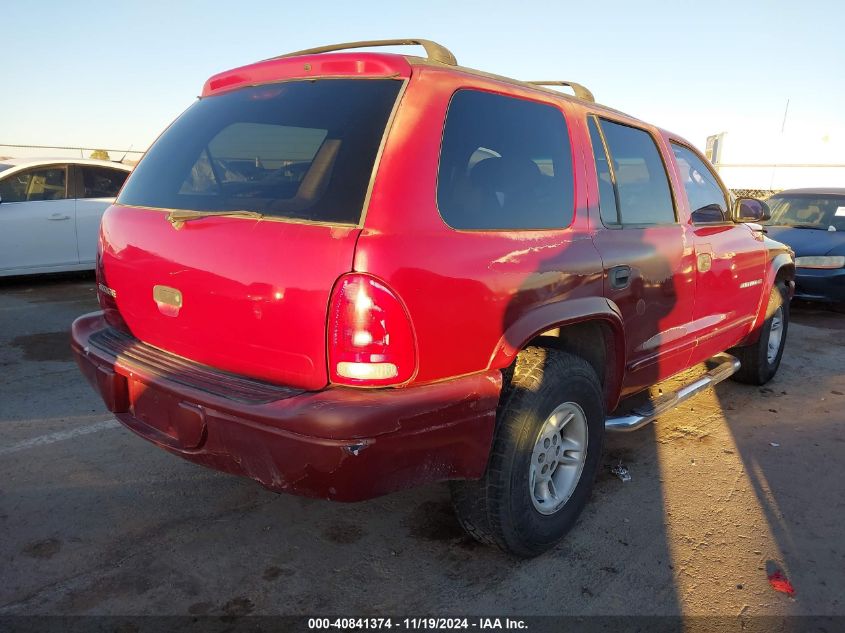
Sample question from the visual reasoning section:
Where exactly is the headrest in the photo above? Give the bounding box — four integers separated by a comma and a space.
796, 205, 820, 221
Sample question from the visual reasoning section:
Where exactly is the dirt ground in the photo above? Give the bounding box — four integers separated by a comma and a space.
1, 275, 843, 619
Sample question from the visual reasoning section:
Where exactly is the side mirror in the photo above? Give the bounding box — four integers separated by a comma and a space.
733, 197, 770, 223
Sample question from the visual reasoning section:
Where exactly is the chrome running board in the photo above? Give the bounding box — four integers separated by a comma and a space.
605, 353, 741, 432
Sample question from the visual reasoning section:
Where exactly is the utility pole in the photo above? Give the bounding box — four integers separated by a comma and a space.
780, 98, 790, 133
770, 98, 790, 189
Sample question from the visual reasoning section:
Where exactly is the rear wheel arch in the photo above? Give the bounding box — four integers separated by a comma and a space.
489, 298, 627, 411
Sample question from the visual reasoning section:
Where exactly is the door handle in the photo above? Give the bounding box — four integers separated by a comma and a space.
48, 214, 71, 221
609, 265, 632, 290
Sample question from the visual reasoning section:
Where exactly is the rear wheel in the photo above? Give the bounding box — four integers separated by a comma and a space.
731, 283, 789, 385
450, 347, 604, 557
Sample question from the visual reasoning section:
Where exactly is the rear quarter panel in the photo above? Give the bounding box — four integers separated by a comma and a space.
356, 67, 611, 386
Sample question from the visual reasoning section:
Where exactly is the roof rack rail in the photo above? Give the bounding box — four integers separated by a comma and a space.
274, 39, 457, 66
526, 81, 595, 103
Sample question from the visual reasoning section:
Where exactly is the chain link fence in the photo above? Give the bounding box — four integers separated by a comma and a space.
0, 143, 144, 165
730, 189, 781, 199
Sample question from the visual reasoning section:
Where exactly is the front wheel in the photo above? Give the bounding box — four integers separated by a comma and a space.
731, 283, 789, 385
450, 347, 605, 558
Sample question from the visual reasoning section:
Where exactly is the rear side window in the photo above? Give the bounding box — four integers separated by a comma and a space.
593, 118, 675, 226
81, 166, 129, 199
118, 79, 402, 224
437, 90, 574, 230
0, 167, 66, 203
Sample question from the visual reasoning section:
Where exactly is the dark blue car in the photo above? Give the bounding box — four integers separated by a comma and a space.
764, 188, 845, 306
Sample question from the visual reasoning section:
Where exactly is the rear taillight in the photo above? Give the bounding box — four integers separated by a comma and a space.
328, 273, 416, 387
96, 243, 128, 331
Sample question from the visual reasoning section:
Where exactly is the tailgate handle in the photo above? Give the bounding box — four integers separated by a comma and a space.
609, 265, 632, 290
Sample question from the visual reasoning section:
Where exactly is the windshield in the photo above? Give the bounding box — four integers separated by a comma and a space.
765, 194, 845, 231
118, 79, 402, 225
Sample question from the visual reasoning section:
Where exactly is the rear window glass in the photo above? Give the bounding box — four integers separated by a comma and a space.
82, 166, 129, 198
437, 89, 574, 230
118, 79, 402, 224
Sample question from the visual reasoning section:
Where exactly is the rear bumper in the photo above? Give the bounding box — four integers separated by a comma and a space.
794, 267, 845, 304
71, 312, 501, 501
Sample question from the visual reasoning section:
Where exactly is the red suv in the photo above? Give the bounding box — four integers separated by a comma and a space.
72, 39, 794, 557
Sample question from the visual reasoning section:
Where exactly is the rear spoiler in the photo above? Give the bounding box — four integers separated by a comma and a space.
266, 41, 599, 104
271, 39, 458, 66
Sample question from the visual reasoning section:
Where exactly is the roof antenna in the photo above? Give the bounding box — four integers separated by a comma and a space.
780, 98, 790, 134
117, 145, 133, 164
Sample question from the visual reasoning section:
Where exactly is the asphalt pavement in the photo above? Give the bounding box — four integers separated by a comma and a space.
1, 274, 843, 619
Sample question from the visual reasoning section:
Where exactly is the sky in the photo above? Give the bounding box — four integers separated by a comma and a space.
2, 0, 844, 171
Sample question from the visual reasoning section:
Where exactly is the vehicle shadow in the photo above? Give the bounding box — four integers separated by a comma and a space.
709, 302, 845, 616
36, 271, 840, 620
41, 229, 693, 617
476, 215, 685, 615
71, 199, 695, 617
0, 270, 95, 286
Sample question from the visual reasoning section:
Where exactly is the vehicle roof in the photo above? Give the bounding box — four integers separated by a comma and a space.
203, 44, 695, 154
406, 55, 641, 122
204, 49, 648, 127
771, 188, 845, 196
0, 157, 132, 170
373, 54, 687, 145
230, 49, 704, 163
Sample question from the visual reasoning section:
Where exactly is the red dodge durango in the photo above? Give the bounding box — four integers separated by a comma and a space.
72, 39, 794, 556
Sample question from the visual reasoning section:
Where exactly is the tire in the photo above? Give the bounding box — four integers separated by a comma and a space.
730, 283, 789, 385
450, 347, 605, 558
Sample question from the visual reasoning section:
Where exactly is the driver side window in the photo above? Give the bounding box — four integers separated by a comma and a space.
671, 143, 729, 224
